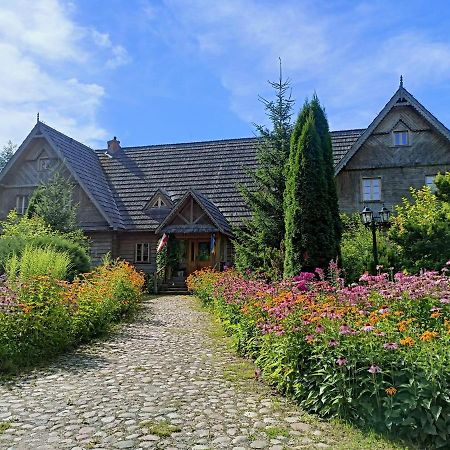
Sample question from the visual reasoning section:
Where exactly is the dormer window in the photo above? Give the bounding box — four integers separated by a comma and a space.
393, 131, 409, 146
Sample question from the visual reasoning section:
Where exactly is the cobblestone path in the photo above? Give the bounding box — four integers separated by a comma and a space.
0, 296, 351, 450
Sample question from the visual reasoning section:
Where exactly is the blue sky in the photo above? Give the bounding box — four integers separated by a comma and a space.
2, 0, 450, 148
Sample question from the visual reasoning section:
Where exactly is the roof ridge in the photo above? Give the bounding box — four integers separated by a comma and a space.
38, 121, 96, 152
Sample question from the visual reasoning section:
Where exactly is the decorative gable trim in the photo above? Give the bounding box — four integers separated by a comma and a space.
155, 188, 231, 235
143, 189, 173, 210
335, 84, 450, 175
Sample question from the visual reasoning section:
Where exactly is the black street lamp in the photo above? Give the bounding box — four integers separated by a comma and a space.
360, 204, 391, 271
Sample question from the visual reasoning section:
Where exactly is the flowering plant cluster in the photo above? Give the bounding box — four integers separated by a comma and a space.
0, 260, 144, 372
188, 265, 450, 448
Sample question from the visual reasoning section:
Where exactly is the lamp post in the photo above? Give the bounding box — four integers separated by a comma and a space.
360, 204, 391, 271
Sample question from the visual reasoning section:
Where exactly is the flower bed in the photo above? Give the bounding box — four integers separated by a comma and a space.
188, 267, 450, 448
0, 260, 145, 372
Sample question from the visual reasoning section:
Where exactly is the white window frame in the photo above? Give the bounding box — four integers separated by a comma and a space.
425, 175, 437, 192
393, 130, 409, 146
362, 177, 382, 202
135, 243, 150, 263
16, 195, 29, 215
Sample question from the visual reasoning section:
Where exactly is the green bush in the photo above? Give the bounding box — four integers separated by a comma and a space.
5, 245, 71, 284
341, 214, 399, 282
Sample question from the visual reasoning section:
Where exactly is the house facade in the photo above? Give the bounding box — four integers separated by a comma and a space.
1, 81, 450, 276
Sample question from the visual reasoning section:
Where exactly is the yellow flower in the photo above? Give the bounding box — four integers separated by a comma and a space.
385, 387, 397, 396
400, 336, 415, 347
420, 331, 439, 342
431, 312, 442, 319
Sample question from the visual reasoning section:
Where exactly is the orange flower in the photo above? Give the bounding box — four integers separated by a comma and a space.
393, 310, 403, 317
420, 331, 439, 342
385, 387, 397, 396
400, 336, 415, 347
397, 318, 414, 332
431, 312, 442, 319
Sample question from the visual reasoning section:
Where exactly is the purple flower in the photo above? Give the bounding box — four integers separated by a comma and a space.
328, 339, 339, 347
336, 357, 347, 366
383, 342, 398, 350
339, 324, 351, 334
378, 306, 390, 314
315, 325, 324, 333
305, 334, 314, 343
368, 364, 381, 374
361, 324, 374, 332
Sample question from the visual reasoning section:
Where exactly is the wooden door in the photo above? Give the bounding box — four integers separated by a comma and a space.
186, 240, 212, 274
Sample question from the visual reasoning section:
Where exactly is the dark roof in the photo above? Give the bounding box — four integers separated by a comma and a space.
38, 122, 124, 229
330, 129, 365, 165
96, 138, 257, 230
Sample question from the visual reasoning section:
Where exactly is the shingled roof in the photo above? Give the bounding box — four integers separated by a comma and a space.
38, 122, 124, 229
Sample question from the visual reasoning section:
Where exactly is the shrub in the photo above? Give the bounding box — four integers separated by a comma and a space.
340, 214, 399, 282
5, 245, 71, 284
188, 268, 450, 448
0, 260, 144, 372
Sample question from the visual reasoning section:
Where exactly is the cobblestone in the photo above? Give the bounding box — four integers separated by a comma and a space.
0, 296, 336, 449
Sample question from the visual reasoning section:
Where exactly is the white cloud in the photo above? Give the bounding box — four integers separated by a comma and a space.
154, 0, 450, 131
0, 0, 129, 147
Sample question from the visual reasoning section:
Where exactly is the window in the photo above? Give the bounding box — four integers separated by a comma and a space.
135, 243, 150, 263
38, 158, 52, 171
425, 175, 437, 192
16, 195, 29, 215
151, 197, 167, 208
393, 131, 409, 146
197, 242, 211, 261
362, 177, 381, 201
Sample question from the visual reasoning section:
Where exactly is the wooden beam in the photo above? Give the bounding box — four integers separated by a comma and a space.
190, 198, 194, 223
193, 212, 206, 224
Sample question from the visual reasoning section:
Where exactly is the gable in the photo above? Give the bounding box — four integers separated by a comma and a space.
335, 84, 450, 174
346, 104, 450, 170
0, 134, 109, 229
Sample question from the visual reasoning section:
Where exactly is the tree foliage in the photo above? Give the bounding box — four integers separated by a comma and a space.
0, 141, 16, 171
284, 97, 340, 277
27, 173, 79, 235
389, 173, 450, 272
233, 62, 294, 278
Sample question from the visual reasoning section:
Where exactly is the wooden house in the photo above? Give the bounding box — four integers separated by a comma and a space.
1, 80, 450, 279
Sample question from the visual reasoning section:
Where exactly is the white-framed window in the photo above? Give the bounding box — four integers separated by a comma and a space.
362, 177, 381, 201
425, 175, 437, 192
38, 158, 51, 171
16, 195, 29, 215
135, 243, 150, 263
151, 197, 167, 208
393, 130, 409, 146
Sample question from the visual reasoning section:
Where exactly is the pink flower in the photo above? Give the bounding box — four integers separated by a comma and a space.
315, 325, 324, 333
328, 339, 338, 347
336, 357, 347, 366
339, 324, 351, 334
305, 334, 314, 343
361, 324, 374, 332
368, 364, 381, 374
383, 342, 398, 350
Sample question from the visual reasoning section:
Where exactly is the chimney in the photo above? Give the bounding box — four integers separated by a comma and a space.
106, 136, 121, 157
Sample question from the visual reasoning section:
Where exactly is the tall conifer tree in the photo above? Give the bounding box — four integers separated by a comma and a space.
234, 62, 294, 278
284, 97, 340, 277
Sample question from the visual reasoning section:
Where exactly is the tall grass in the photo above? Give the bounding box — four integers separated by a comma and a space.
6, 245, 71, 283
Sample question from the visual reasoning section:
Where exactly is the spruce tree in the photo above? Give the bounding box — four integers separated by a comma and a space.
234, 62, 294, 278
284, 97, 339, 277
0, 141, 16, 171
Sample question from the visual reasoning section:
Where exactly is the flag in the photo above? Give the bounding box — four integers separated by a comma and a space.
157, 233, 169, 253
210, 233, 216, 255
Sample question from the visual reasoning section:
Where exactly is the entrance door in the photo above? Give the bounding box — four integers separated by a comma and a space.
187, 240, 212, 274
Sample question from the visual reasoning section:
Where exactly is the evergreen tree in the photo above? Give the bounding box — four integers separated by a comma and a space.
0, 141, 16, 171
284, 97, 339, 277
234, 61, 294, 278
27, 173, 79, 234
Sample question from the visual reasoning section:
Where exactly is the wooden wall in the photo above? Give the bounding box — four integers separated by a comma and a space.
85, 232, 114, 266
336, 105, 450, 213
117, 232, 159, 273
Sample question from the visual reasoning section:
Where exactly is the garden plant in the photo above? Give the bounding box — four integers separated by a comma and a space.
188, 266, 450, 448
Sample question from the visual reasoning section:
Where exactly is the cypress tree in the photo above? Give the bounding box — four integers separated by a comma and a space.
310, 95, 342, 259
284, 97, 338, 277
234, 62, 294, 278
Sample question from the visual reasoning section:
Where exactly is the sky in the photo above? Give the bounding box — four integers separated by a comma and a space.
2, 0, 450, 149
